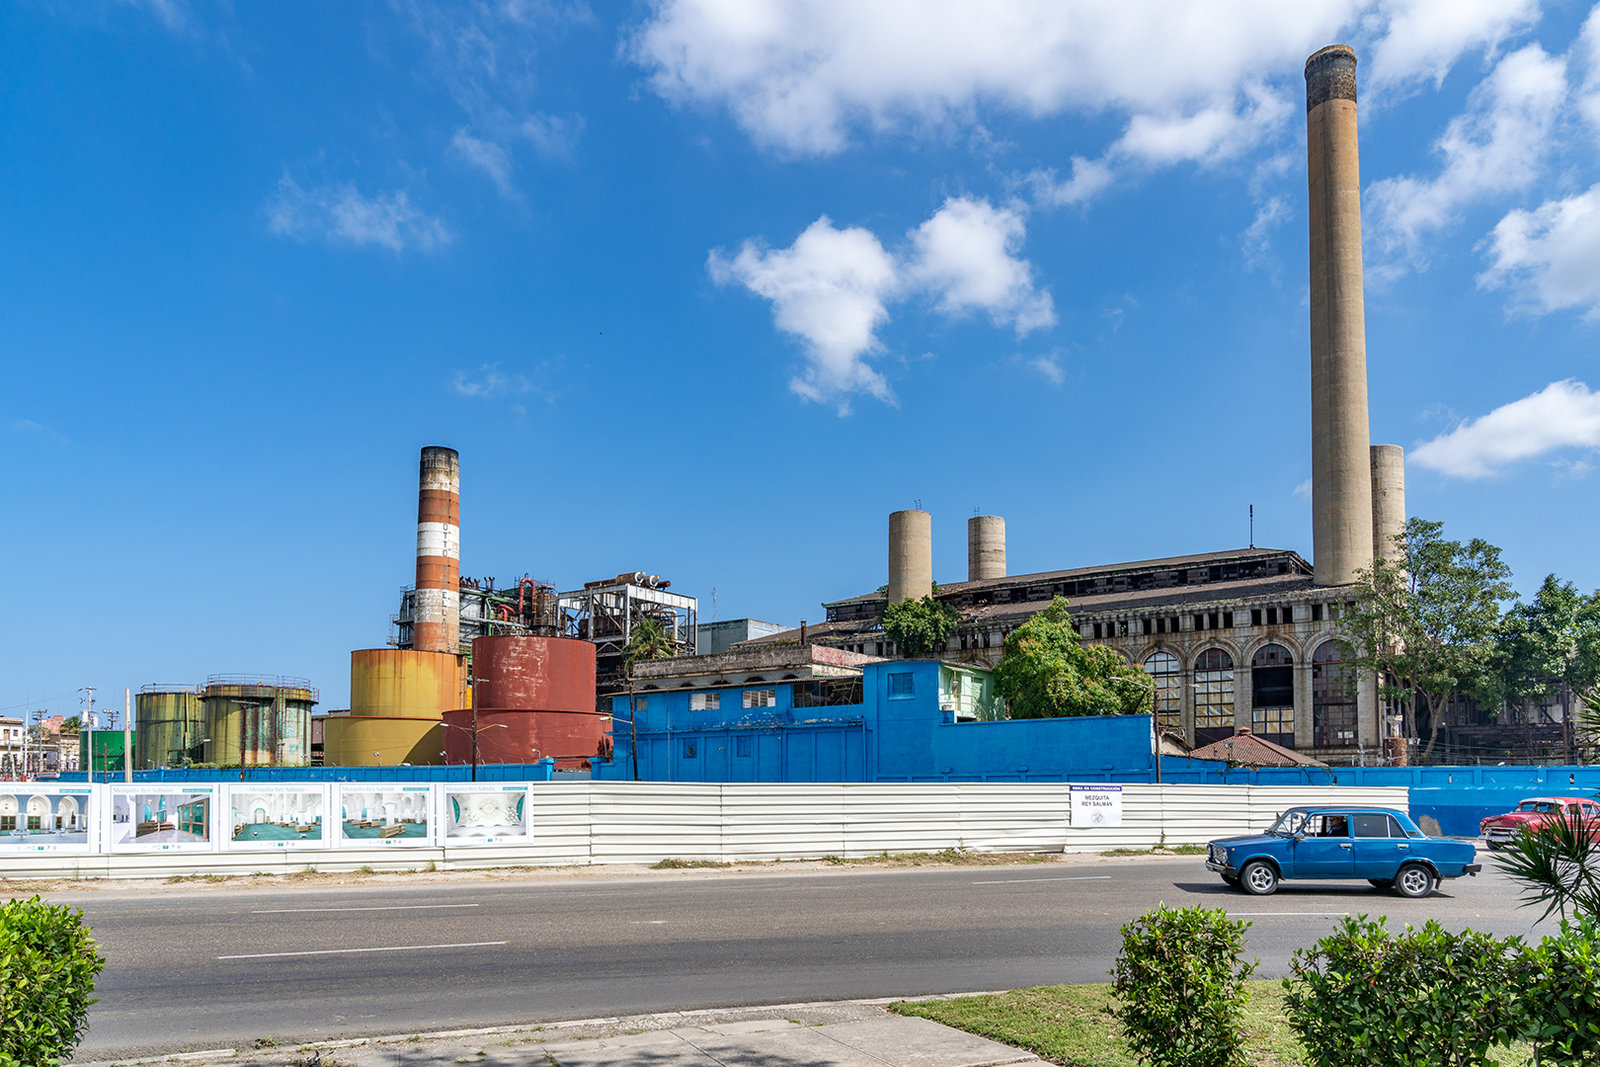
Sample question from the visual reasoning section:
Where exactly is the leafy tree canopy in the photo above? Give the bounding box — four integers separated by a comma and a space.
993, 597, 1153, 718
882, 595, 959, 658
1499, 574, 1600, 705
1340, 517, 1515, 759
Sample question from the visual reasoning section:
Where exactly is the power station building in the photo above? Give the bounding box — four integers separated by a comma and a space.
638, 45, 1408, 768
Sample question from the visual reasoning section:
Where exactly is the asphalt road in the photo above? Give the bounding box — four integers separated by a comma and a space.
47, 853, 1546, 1061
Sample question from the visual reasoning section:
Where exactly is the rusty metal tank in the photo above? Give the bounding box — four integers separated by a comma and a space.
447, 636, 598, 769
201, 676, 318, 768
135, 686, 204, 768
350, 648, 469, 719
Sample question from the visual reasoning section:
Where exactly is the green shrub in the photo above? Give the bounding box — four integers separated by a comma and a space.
1523, 915, 1600, 1065
1284, 915, 1525, 1067
1110, 904, 1257, 1067
0, 896, 106, 1067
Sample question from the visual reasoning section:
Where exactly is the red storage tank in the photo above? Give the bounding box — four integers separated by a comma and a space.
445, 636, 599, 770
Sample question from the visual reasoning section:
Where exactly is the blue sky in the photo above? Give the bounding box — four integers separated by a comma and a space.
5, 0, 1600, 716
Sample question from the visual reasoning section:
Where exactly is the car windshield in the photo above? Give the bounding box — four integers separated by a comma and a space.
1268, 810, 1310, 836
1518, 801, 1555, 813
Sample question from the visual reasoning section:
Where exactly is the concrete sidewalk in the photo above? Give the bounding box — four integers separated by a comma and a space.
75, 999, 1045, 1067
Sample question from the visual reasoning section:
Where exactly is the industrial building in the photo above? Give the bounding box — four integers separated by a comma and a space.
607, 45, 1412, 771
133, 677, 317, 770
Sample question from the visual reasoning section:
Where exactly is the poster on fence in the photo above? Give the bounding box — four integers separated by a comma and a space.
107, 785, 218, 852
337, 785, 433, 848
0, 784, 97, 853
1070, 784, 1123, 827
440, 784, 531, 846
225, 784, 329, 850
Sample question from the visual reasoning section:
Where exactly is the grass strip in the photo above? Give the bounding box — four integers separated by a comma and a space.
891, 983, 1539, 1067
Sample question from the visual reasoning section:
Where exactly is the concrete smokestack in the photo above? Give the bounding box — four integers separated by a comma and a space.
414, 446, 461, 653
1370, 444, 1406, 565
1306, 44, 1375, 587
968, 515, 1006, 582
888, 509, 933, 604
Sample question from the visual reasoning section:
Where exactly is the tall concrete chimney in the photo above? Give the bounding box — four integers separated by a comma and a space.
968, 515, 1006, 582
414, 446, 461, 653
1370, 444, 1406, 565
1306, 45, 1375, 586
888, 509, 933, 604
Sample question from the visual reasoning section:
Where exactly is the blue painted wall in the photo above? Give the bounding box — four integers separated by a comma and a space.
55, 759, 558, 785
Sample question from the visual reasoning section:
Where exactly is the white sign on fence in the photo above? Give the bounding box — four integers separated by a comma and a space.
1070, 784, 1123, 827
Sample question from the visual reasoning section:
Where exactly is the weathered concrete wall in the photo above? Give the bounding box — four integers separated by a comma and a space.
888, 509, 933, 604
1306, 45, 1374, 587
1370, 444, 1406, 565
968, 515, 1006, 581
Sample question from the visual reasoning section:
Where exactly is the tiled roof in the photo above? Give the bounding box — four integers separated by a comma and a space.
1188, 728, 1327, 767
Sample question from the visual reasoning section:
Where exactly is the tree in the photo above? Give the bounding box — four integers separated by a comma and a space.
1340, 517, 1515, 761
1499, 576, 1600, 751
993, 597, 1153, 719
881, 595, 959, 658
621, 617, 677, 781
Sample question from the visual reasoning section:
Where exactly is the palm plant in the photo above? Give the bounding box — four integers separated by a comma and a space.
1495, 807, 1600, 922
621, 616, 677, 780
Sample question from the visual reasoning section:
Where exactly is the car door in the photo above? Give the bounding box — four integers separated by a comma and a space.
1350, 812, 1408, 877
1293, 812, 1355, 876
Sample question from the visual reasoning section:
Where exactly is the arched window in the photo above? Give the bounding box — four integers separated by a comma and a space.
1313, 641, 1357, 747
1144, 651, 1182, 736
1193, 648, 1235, 745
1251, 643, 1295, 747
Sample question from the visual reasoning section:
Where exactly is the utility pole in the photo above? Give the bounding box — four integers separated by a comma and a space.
81, 686, 96, 782
124, 688, 133, 783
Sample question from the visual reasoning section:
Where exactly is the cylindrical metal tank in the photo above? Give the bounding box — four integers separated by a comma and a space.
414, 446, 461, 653
135, 686, 203, 768
349, 648, 469, 719
322, 714, 444, 767
888, 509, 933, 604
967, 515, 1006, 582
445, 636, 598, 769
201, 676, 318, 768
1370, 444, 1406, 565
1305, 45, 1375, 587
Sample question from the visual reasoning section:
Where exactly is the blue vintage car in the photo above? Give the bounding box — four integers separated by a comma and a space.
1206, 806, 1481, 898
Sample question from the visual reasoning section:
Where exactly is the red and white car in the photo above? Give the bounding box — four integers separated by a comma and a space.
1479, 796, 1600, 851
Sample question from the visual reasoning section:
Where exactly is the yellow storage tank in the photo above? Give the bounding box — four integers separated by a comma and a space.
135, 687, 204, 768
350, 649, 469, 719
201, 676, 318, 768
322, 714, 444, 767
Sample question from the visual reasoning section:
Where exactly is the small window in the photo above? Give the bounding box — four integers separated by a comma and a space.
1251, 609, 1263, 626
1312, 603, 1324, 621
1353, 813, 1402, 838
690, 693, 721, 711
682, 740, 697, 759
735, 735, 753, 758
742, 689, 775, 709
636, 696, 648, 711
888, 672, 915, 699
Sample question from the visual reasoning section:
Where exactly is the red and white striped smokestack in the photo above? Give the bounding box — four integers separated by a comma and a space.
414, 446, 460, 653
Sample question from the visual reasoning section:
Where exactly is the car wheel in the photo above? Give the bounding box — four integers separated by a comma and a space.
1484, 839, 1501, 852
1394, 863, 1436, 898
1367, 878, 1394, 889
1239, 860, 1278, 895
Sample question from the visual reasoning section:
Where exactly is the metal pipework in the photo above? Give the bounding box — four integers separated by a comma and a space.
888, 509, 933, 604
1370, 444, 1406, 565
414, 446, 461, 653
1306, 44, 1375, 587
967, 515, 1006, 582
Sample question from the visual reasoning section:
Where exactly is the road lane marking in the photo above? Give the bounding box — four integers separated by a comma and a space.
219, 940, 506, 960
969, 876, 1115, 885
1228, 912, 1349, 917
629, 920, 668, 924
251, 904, 481, 914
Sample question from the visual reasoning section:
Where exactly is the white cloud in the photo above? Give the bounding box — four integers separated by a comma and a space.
1411, 379, 1600, 478
451, 363, 538, 398
266, 175, 452, 254
1364, 0, 1539, 91
906, 198, 1055, 334
1478, 182, 1600, 315
712, 197, 1055, 407
709, 218, 900, 407
520, 113, 583, 157
115, 0, 188, 32
1367, 44, 1567, 275
1574, 5, 1600, 136
630, 0, 1537, 159
1243, 194, 1290, 266
1028, 355, 1065, 385
451, 128, 518, 199
1029, 157, 1115, 208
